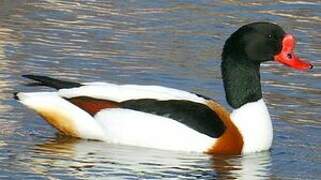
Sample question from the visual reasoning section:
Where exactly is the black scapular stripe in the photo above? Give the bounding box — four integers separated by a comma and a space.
121, 99, 226, 138
22, 75, 82, 90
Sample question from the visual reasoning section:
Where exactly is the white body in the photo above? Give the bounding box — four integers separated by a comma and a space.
231, 99, 273, 154
17, 83, 273, 153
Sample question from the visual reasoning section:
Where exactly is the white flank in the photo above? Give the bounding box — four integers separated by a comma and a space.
58, 83, 206, 103
16, 92, 106, 140
230, 99, 273, 154
94, 108, 215, 152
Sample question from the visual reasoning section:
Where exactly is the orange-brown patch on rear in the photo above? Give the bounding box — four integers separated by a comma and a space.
36, 109, 79, 137
68, 96, 120, 116
205, 100, 243, 155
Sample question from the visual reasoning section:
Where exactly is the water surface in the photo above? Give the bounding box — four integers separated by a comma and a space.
0, 0, 320, 179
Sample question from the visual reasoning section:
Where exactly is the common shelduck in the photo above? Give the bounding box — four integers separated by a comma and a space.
15, 22, 313, 155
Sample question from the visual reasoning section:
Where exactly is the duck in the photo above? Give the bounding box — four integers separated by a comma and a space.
14, 22, 313, 155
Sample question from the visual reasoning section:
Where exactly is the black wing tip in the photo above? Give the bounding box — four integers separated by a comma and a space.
22, 74, 35, 78
13, 92, 20, 100
21, 74, 82, 90
22, 74, 47, 81
22, 74, 33, 78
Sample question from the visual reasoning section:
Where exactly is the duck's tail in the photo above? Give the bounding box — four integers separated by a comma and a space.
22, 74, 82, 90
15, 92, 105, 140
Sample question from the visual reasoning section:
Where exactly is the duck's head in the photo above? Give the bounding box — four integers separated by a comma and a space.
221, 22, 313, 109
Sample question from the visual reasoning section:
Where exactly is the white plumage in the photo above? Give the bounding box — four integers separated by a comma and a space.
95, 108, 215, 152
230, 99, 273, 154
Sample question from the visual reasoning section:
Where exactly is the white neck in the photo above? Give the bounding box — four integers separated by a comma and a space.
230, 99, 273, 154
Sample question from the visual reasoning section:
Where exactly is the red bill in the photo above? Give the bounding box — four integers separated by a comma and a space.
274, 34, 313, 71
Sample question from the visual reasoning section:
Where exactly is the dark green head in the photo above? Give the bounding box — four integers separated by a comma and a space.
222, 22, 286, 63
221, 22, 312, 109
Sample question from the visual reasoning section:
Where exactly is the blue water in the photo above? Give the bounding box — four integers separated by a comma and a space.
0, 0, 320, 179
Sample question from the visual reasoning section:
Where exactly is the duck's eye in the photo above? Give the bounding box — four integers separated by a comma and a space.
267, 34, 272, 39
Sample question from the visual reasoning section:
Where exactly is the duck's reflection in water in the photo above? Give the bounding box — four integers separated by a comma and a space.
31, 135, 271, 179
211, 151, 271, 179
